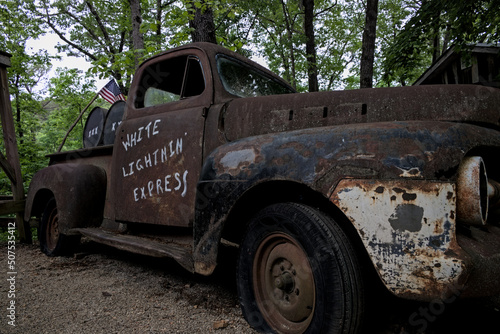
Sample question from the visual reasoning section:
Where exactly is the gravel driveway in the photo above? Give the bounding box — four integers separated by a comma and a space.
2, 239, 499, 334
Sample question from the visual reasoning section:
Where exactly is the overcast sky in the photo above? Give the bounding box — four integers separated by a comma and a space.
26, 32, 108, 93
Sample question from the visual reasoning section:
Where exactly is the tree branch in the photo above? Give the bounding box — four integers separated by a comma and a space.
314, 1, 338, 18
62, 10, 107, 50
85, 0, 116, 55
160, 0, 177, 10
43, 8, 98, 61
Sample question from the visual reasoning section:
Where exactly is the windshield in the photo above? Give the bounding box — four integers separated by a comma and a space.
217, 56, 294, 98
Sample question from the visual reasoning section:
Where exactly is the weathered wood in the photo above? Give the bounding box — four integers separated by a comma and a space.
0, 199, 25, 215
0, 50, 11, 67
0, 51, 30, 243
0, 150, 16, 184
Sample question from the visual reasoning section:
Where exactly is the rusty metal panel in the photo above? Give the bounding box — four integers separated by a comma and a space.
223, 85, 500, 142
193, 120, 500, 272
330, 179, 470, 300
110, 108, 204, 227
24, 164, 107, 233
109, 47, 215, 227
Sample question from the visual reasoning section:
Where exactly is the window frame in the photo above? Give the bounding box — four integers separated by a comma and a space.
128, 49, 211, 118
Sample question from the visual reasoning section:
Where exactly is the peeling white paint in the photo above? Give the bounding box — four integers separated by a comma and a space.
397, 166, 422, 178
220, 149, 256, 169
331, 180, 467, 299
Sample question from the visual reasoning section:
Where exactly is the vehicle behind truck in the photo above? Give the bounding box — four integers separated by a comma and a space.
25, 42, 500, 333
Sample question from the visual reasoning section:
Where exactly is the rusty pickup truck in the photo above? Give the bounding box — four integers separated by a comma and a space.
25, 42, 500, 333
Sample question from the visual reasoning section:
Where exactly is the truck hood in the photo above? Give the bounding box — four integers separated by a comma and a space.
222, 85, 500, 141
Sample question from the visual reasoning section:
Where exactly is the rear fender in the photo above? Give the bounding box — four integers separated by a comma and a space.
24, 163, 107, 234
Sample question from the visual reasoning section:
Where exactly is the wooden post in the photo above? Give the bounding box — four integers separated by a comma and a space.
0, 50, 30, 243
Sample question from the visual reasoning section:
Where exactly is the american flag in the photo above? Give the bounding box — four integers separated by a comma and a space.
99, 80, 126, 104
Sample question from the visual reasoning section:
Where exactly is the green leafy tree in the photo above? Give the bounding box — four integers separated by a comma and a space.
38, 68, 97, 152
382, 0, 500, 86
34, 0, 142, 93
0, 0, 54, 192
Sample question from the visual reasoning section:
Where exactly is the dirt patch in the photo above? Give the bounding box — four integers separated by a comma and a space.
1, 239, 499, 333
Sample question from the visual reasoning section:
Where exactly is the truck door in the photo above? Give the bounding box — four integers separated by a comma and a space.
110, 49, 212, 227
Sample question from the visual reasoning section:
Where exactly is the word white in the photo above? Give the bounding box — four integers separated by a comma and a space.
133, 170, 188, 201
122, 119, 161, 151
88, 126, 99, 137
6, 222, 16, 327
122, 138, 183, 178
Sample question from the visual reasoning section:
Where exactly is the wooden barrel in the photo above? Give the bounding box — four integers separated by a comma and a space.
103, 100, 126, 145
83, 106, 107, 148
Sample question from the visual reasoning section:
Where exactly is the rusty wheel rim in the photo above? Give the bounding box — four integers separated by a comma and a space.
253, 232, 315, 333
45, 206, 59, 253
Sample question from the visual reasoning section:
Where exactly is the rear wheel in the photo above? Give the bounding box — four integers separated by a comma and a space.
40, 197, 80, 256
237, 203, 364, 334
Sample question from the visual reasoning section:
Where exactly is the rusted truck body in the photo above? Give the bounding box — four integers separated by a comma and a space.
25, 43, 500, 333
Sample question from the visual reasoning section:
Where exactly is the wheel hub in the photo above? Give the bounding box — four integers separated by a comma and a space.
253, 233, 315, 333
274, 271, 295, 293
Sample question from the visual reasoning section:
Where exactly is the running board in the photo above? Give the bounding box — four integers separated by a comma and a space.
72, 228, 194, 272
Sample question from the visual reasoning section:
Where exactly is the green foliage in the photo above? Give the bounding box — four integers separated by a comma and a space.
0, 227, 38, 243
34, 0, 136, 91
382, 0, 500, 86
0, 0, 54, 193
38, 68, 97, 152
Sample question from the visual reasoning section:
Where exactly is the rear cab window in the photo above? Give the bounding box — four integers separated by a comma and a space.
134, 54, 206, 109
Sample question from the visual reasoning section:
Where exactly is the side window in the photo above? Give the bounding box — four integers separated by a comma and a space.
135, 55, 205, 108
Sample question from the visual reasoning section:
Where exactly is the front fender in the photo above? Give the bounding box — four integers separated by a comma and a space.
192, 121, 500, 274
25, 163, 107, 234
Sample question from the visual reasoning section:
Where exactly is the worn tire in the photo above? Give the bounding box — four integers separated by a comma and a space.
237, 203, 364, 334
40, 197, 80, 256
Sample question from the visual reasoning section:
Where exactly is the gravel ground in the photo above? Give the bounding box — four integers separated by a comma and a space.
1, 238, 500, 334
1, 239, 258, 334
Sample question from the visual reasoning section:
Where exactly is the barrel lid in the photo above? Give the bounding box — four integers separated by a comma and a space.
83, 106, 107, 148
103, 100, 126, 145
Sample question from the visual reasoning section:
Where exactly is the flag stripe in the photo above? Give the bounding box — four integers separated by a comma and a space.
99, 80, 126, 104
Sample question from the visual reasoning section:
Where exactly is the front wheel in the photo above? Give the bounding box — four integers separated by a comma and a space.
237, 203, 365, 334
39, 197, 80, 256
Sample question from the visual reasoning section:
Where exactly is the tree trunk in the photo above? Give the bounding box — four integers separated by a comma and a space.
14, 75, 23, 143
280, 0, 297, 90
303, 0, 318, 92
156, 0, 163, 40
432, 34, 440, 63
189, 0, 217, 44
130, 0, 145, 67
360, 0, 379, 88
431, 6, 442, 63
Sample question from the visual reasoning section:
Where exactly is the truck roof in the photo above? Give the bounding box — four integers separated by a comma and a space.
138, 42, 295, 93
